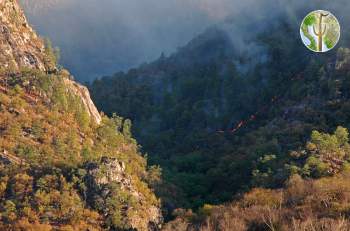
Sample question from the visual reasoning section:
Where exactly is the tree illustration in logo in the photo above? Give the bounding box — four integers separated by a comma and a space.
300, 10, 340, 53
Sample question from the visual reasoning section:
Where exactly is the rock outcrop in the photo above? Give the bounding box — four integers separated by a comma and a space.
0, 0, 101, 124
0, 0, 49, 71
64, 78, 102, 124
86, 157, 163, 231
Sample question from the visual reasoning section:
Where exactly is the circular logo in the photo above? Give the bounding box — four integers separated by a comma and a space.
300, 10, 340, 52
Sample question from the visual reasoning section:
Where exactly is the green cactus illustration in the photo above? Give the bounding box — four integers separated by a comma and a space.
313, 12, 329, 52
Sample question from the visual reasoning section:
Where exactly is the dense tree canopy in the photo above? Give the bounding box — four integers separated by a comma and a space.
90, 20, 350, 214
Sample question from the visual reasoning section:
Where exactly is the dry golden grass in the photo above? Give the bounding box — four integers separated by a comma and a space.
166, 173, 350, 231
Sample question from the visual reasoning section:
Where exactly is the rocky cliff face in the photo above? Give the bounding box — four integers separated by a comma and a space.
64, 78, 102, 124
0, 0, 102, 124
86, 157, 163, 230
0, 0, 48, 71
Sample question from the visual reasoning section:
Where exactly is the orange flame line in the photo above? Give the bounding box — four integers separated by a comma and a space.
217, 73, 304, 134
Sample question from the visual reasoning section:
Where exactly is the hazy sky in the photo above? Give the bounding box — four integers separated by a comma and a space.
20, 0, 349, 82
21, 0, 230, 81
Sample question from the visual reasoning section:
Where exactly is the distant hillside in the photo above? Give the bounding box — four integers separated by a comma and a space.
90, 9, 350, 214
18, 0, 218, 82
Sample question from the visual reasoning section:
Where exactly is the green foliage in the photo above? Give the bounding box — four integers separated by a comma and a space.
89, 21, 332, 209
89, 15, 350, 216
43, 38, 60, 67
104, 185, 135, 229
147, 165, 162, 187
252, 154, 278, 187
325, 36, 334, 49
0, 166, 101, 230
122, 118, 132, 138
304, 14, 316, 26
0, 69, 159, 230
303, 156, 330, 177
310, 127, 349, 157
287, 127, 350, 178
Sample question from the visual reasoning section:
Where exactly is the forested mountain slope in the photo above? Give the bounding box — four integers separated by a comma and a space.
90, 10, 350, 215
0, 0, 162, 230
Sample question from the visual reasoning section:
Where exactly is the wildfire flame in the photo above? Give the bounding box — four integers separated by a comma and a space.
217, 73, 304, 134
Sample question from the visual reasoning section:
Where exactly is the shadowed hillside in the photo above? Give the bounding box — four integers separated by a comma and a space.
89, 4, 350, 216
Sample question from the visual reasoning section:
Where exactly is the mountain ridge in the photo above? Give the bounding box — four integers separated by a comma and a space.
0, 0, 49, 71
0, 0, 162, 230
89, 13, 350, 211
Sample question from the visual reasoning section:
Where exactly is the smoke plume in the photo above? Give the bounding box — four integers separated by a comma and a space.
20, 0, 349, 81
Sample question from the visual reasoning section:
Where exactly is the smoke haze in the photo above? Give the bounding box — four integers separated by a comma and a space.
20, 0, 349, 82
